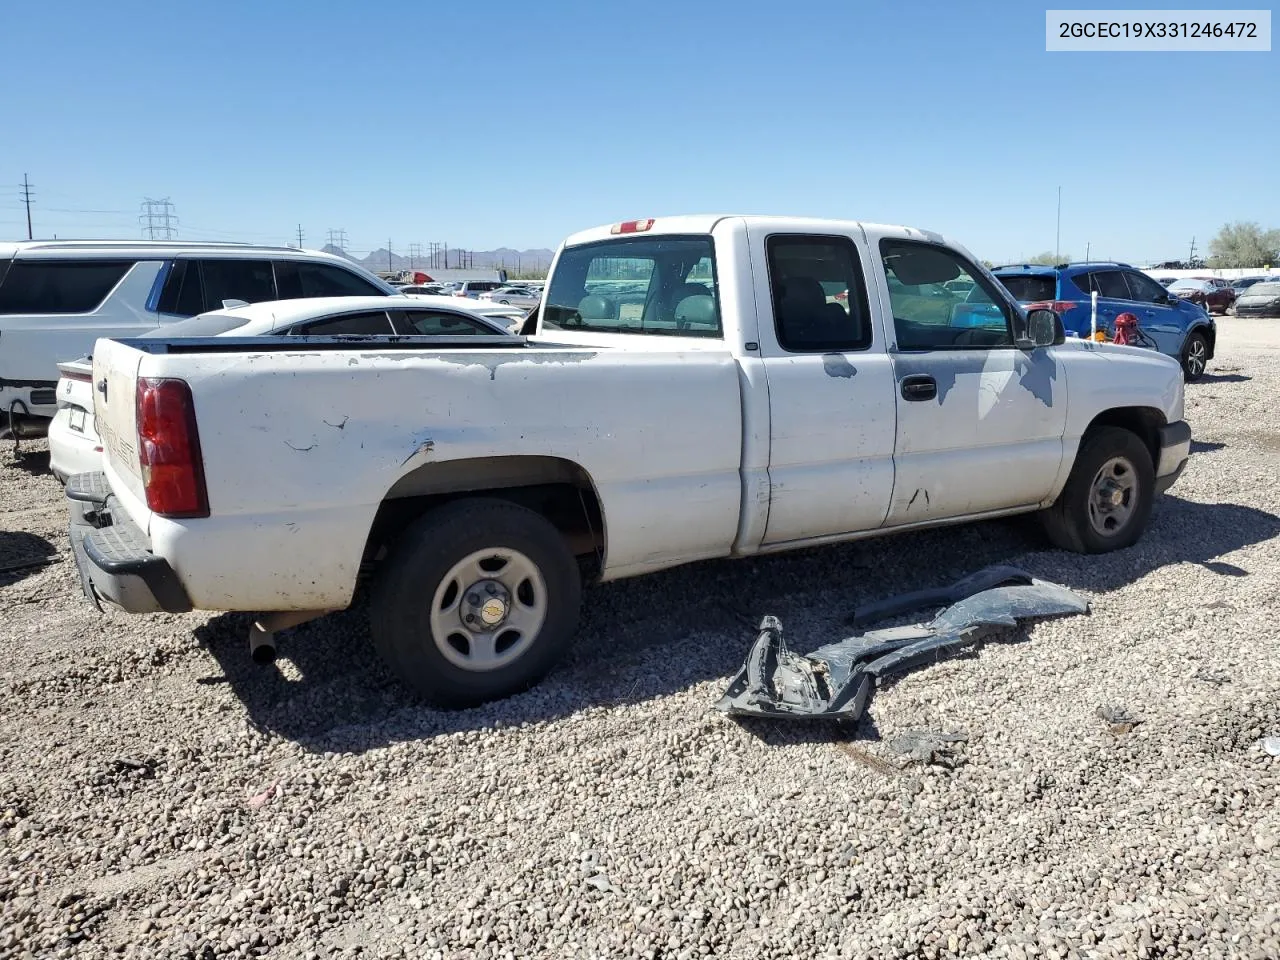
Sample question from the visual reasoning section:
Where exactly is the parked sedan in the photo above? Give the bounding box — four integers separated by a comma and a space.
1231, 275, 1279, 297
48, 296, 515, 481
1233, 282, 1280, 318
1167, 278, 1235, 315
479, 285, 541, 308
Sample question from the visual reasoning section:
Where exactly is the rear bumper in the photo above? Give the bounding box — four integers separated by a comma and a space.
66, 471, 192, 614
1155, 420, 1191, 494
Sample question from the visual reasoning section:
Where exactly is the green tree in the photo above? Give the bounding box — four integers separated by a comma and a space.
1027, 251, 1070, 266
1208, 222, 1280, 268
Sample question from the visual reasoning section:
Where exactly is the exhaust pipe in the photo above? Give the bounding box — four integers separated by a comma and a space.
249, 623, 277, 664
248, 610, 332, 666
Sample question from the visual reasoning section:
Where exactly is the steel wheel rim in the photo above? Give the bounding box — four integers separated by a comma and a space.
1087, 456, 1138, 538
1186, 338, 1207, 376
428, 547, 547, 672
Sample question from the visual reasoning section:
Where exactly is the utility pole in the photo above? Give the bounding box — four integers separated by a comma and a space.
139, 197, 178, 240
295, 224, 304, 248
20, 174, 34, 240
444, 242, 449, 270
1188, 236, 1197, 265
1085, 242, 1090, 261
387, 239, 393, 274
1054, 186, 1062, 263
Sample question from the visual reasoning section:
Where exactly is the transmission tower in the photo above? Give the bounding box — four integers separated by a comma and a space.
408, 243, 423, 270
326, 228, 349, 253
139, 198, 179, 240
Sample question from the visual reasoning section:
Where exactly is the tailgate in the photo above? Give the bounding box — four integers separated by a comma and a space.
92, 338, 147, 505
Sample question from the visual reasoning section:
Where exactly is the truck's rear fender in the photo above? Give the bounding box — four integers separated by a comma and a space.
364, 454, 607, 580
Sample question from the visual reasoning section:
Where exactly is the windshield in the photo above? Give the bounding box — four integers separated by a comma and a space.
1248, 283, 1280, 297
1169, 279, 1209, 292
993, 274, 1057, 302
140, 311, 253, 337
543, 235, 721, 337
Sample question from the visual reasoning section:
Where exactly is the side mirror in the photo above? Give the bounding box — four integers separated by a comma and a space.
1025, 308, 1059, 347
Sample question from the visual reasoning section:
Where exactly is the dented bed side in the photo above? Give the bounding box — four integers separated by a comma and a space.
126, 340, 746, 610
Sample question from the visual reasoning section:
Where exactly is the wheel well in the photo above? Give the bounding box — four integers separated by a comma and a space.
1084, 407, 1165, 467
361, 456, 606, 582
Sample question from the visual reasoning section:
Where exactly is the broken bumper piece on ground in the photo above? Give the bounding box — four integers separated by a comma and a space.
714, 565, 1090, 721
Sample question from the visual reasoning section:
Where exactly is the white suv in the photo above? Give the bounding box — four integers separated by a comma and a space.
0, 241, 395, 440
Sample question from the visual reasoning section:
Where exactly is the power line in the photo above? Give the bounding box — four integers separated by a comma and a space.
139, 197, 178, 240
20, 174, 34, 240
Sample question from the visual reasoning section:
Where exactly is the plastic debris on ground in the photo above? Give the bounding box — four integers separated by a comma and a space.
714, 565, 1090, 722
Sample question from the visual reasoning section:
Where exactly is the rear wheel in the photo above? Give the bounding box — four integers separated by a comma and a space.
370, 498, 582, 707
1040, 426, 1155, 554
1181, 331, 1209, 381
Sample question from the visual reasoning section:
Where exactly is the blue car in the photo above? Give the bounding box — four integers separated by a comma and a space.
988, 261, 1216, 381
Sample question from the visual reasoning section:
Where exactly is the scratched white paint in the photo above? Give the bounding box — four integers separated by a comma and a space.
91, 216, 1188, 613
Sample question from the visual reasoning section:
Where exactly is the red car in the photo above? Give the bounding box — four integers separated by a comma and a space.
1167, 277, 1236, 314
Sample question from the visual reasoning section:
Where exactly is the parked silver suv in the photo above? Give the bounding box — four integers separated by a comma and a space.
0, 240, 395, 439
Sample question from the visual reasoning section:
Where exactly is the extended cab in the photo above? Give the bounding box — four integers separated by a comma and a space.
66, 216, 1192, 706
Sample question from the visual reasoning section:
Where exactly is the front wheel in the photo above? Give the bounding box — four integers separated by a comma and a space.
1181, 331, 1209, 381
1040, 426, 1155, 554
370, 498, 582, 708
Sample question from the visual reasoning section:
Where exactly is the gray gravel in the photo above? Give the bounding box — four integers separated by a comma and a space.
3, 320, 1279, 959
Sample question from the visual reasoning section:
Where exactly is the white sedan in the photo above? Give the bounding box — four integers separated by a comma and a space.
478, 286, 541, 309
48, 295, 522, 482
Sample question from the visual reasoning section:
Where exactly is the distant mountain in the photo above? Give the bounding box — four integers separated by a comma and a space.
320, 244, 358, 262
322, 246, 556, 275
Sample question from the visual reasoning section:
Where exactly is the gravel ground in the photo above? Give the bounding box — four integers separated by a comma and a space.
2, 321, 1278, 960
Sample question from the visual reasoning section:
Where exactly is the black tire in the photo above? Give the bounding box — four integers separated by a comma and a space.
370, 498, 582, 708
1040, 426, 1155, 554
1181, 330, 1209, 382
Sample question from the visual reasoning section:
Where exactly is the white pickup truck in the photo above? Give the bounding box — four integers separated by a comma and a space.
66, 215, 1191, 707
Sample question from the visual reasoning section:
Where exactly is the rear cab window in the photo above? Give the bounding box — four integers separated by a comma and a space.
0, 260, 136, 314
542, 235, 721, 337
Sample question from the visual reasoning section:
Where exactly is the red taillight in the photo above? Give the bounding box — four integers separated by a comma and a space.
135, 377, 208, 519
610, 219, 655, 234
1025, 300, 1078, 314
62, 369, 92, 383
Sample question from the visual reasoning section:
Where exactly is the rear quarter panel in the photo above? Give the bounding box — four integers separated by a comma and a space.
138, 344, 745, 611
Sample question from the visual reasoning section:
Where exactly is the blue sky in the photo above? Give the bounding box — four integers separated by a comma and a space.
1, 0, 1274, 263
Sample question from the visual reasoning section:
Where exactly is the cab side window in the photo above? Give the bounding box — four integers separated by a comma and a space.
880, 240, 1013, 350
766, 235, 871, 352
